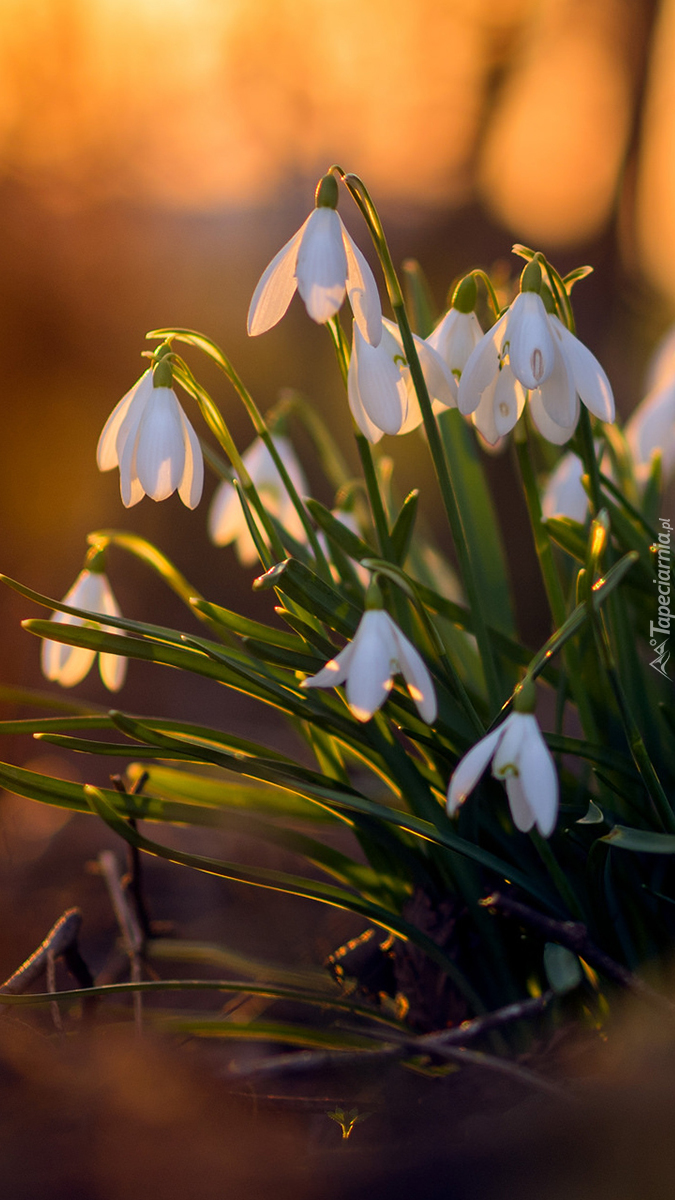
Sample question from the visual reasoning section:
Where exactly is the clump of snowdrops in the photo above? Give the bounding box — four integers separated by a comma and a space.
0, 167, 674, 1071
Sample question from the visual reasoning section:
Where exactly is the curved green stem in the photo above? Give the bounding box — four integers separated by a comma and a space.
338, 171, 502, 714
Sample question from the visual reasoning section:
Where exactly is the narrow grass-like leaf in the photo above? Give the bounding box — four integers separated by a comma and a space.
84, 785, 486, 1011
305, 498, 377, 562
390, 490, 419, 566
253, 559, 362, 637
189, 598, 306, 651
603, 826, 675, 854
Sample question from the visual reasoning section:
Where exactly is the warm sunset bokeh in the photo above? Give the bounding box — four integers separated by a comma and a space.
0, 0, 671, 724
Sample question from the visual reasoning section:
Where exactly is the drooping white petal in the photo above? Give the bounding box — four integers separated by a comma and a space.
116, 384, 151, 507
427, 309, 484, 377
528, 390, 579, 445
491, 710, 526, 779
134, 388, 185, 502
300, 639, 356, 690
471, 365, 524, 445
534, 333, 577, 429
247, 219, 307, 336
295, 207, 348, 324
446, 724, 505, 815
342, 225, 383, 346
504, 775, 536, 834
506, 292, 555, 390
516, 715, 559, 837
42, 631, 96, 688
389, 617, 437, 723
645, 323, 675, 393
97, 371, 152, 472
99, 650, 127, 692
177, 404, 205, 509
541, 452, 589, 523
343, 610, 397, 721
626, 379, 675, 481
208, 481, 244, 545
552, 317, 615, 423
458, 313, 508, 416
349, 323, 407, 437
413, 334, 458, 410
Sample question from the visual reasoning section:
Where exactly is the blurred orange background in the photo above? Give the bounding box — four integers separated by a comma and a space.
0, 0, 671, 731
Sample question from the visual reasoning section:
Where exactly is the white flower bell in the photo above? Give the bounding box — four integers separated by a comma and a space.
348, 318, 457, 443
247, 174, 382, 346
208, 436, 307, 566
541, 452, 589, 524
447, 681, 558, 838
459, 258, 614, 445
41, 559, 127, 692
426, 278, 484, 378
97, 354, 204, 509
301, 589, 437, 724
626, 376, 675, 485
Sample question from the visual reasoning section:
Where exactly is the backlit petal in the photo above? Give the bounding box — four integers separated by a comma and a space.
343, 225, 382, 346
504, 775, 536, 833
247, 219, 307, 336
427, 309, 483, 376
135, 388, 184, 501
553, 317, 615, 423
300, 640, 356, 690
349, 323, 407, 436
177, 405, 204, 509
296, 208, 348, 324
344, 611, 396, 721
389, 617, 437, 723
535, 333, 577, 429
458, 313, 508, 415
517, 715, 559, 837
507, 292, 555, 389
446, 724, 505, 814
99, 650, 127, 692
529, 390, 579, 445
96, 371, 152, 472
541, 452, 588, 523
626, 379, 675, 480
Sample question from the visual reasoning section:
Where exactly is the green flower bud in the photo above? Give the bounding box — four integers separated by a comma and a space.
84, 545, 107, 574
513, 675, 537, 714
314, 173, 339, 210
152, 357, 173, 389
520, 258, 542, 294
364, 578, 384, 611
452, 275, 477, 314
540, 283, 556, 314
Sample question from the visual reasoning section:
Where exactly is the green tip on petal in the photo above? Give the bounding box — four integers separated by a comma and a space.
152, 357, 173, 389
514, 675, 537, 713
452, 275, 478, 314
520, 258, 542, 294
315, 173, 339, 210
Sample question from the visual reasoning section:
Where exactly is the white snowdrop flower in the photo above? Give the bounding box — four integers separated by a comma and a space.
208, 436, 307, 566
541, 452, 589, 524
348, 318, 457, 444
427, 307, 484, 378
626, 377, 675, 485
301, 606, 437, 724
97, 362, 204, 509
644, 323, 675, 394
459, 259, 614, 445
247, 174, 382, 346
447, 701, 558, 838
41, 567, 127, 692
